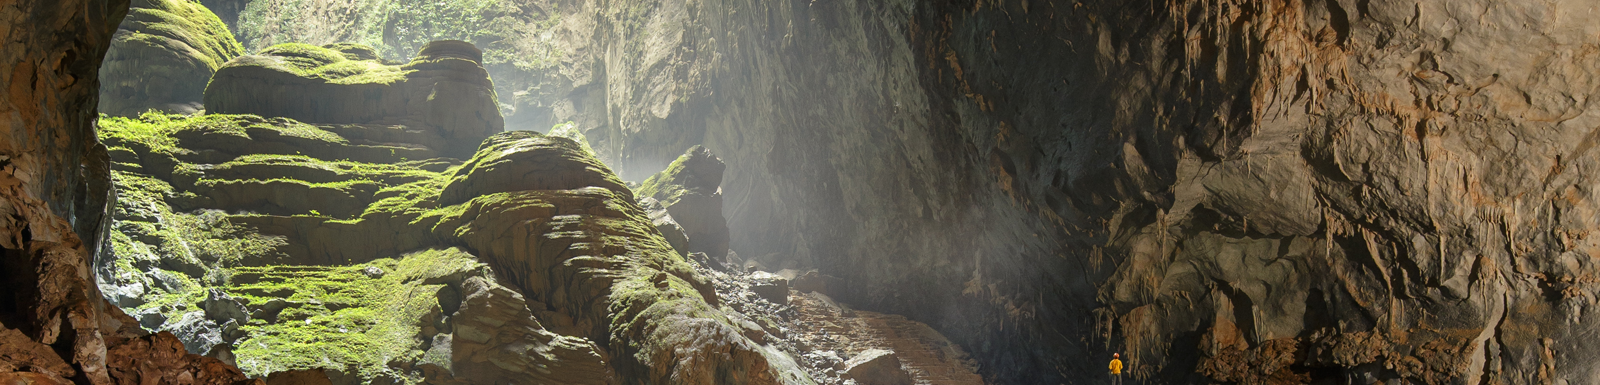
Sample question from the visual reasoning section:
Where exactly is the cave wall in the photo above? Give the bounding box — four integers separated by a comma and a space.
0, 1, 127, 379
548, 0, 1600, 383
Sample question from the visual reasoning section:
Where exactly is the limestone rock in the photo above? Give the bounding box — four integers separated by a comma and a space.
747, 271, 790, 306
204, 41, 503, 157
166, 311, 225, 356
636, 146, 730, 260
841, 350, 910, 385
438, 132, 793, 384
103, 331, 255, 385
99, 0, 245, 116
437, 131, 632, 206
264, 369, 333, 385
203, 288, 249, 326
639, 197, 690, 257
450, 276, 615, 385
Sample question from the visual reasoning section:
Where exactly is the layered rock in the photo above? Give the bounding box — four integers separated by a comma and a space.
442, 0, 1600, 384
226, 0, 576, 131
96, 100, 810, 383
635, 146, 730, 261
99, 0, 244, 116
204, 41, 502, 157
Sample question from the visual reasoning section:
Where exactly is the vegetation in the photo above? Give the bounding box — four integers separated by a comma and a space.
236, 0, 564, 70
633, 150, 694, 206
230, 248, 485, 382
94, 111, 766, 383
120, 0, 245, 71
247, 43, 413, 85
546, 121, 597, 156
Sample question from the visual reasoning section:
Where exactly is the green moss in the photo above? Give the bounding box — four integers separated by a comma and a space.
109, 169, 289, 322
98, 111, 188, 154
236, 0, 564, 70
545, 121, 597, 157
633, 152, 694, 206
121, 0, 245, 71
248, 43, 413, 85
229, 248, 485, 382
216, 154, 439, 185
99, 113, 350, 157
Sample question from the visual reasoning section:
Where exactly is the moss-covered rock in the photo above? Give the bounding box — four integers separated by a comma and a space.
436, 131, 630, 206
97, 110, 808, 383
231, 0, 571, 130
204, 41, 503, 157
100, 0, 245, 116
635, 146, 730, 260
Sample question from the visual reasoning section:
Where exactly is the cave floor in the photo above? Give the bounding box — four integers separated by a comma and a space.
789, 292, 985, 385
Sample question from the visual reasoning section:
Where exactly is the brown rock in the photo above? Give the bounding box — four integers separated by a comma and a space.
204, 41, 503, 157
841, 349, 910, 385
98, 0, 244, 116
264, 369, 333, 385
635, 146, 730, 260
449, 276, 615, 385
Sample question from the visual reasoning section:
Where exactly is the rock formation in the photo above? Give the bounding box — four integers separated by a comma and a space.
222, 0, 570, 130
636, 145, 730, 261
93, 45, 806, 380
349, 0, 1600, 383
204, 41, 502, 157
99, 0, 245, 116
25, 0, 1600, 383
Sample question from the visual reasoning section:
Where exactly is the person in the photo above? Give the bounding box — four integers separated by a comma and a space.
1109, 353, 1124, 385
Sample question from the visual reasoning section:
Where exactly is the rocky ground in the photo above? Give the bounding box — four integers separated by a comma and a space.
682, 255, 985, 385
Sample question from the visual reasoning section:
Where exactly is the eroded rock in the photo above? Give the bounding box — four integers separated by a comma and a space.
204, 41, 502, 157
99, 0, 245, 115
450, 276, 615, 385
636, 146, 730, 260
841, 350, 910, 385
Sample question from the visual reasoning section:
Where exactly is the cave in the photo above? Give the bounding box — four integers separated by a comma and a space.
3, 0, 1598, 384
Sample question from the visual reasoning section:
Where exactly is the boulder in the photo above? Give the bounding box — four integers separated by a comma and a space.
450, 277, 615, 385
635, 146, 731, 260
842, 349, 911, 385
204, 40, 503, 157
640, 197, 690, 256
99, 0, 245, 116
264, 369, 333, 385
203, 288, 249, 326
748, 271, 790, 305
165, 311, 225, 356
790, 270, 844, 297
436, 131, 632, 206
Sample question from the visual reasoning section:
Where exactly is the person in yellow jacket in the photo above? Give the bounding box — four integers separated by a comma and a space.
1109, 353, 1124, 385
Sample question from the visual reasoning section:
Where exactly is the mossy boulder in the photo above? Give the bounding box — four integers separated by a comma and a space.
636, 145, 730, 260
437, 131, 631, 206
99, 0, 245, 116
204, 41, 503, 157
97, 112, 810, 384
430, 132, 791, 384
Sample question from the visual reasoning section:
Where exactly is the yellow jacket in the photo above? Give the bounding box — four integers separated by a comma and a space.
1109, 358, 1123, 374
